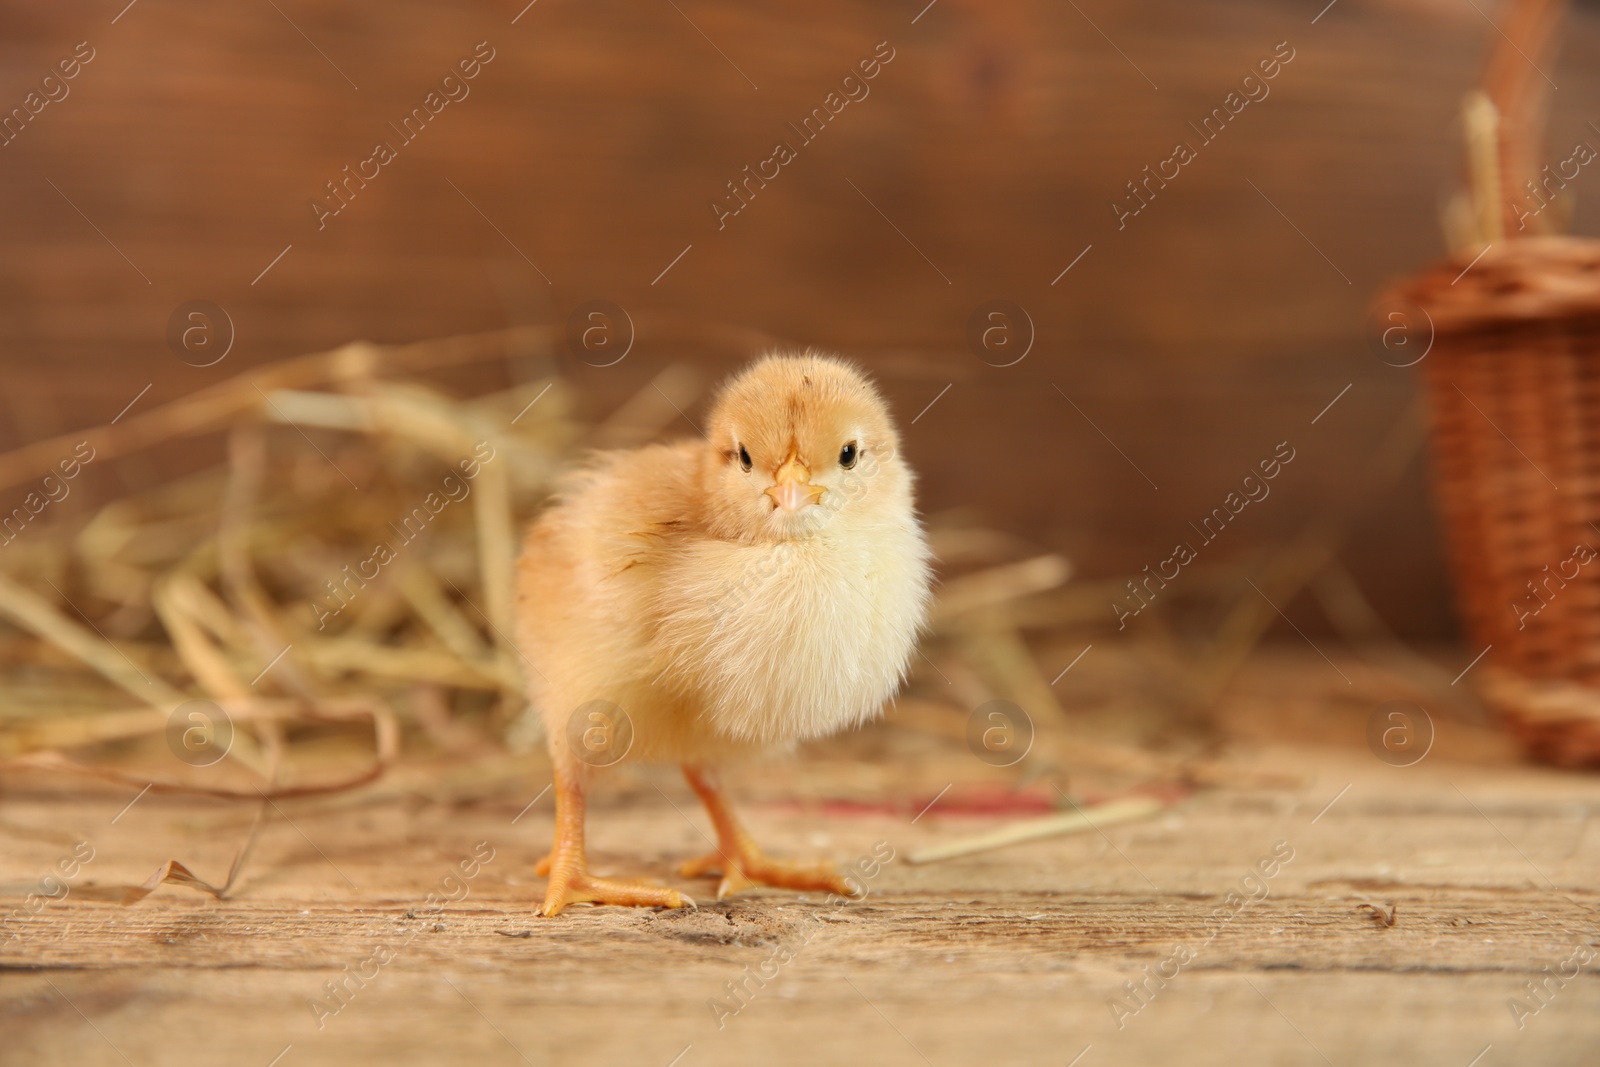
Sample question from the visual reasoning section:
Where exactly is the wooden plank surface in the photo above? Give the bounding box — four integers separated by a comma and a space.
3, 649, 1598, 1065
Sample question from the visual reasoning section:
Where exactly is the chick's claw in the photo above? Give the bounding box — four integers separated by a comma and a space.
679, 847, 855, 900
540, 870, 694, 917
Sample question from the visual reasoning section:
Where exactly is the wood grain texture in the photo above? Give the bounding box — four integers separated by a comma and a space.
3, 650, 1598, 1065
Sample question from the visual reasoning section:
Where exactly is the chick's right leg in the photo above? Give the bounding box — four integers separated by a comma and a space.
539, 763, 693, 917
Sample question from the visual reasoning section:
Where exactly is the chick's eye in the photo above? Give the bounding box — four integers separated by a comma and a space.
737, 445, 752, 472
839, 442, 858, 469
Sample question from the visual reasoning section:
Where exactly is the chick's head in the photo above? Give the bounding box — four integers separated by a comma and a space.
702, 352, 912, 541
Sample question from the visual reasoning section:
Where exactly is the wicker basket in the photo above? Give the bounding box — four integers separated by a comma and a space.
1396, 236, 1600, 766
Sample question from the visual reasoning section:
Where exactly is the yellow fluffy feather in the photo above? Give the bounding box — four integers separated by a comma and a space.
515, 351, 931, 914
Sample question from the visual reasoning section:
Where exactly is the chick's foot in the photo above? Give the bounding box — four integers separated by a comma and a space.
679, 846, 853, 900
540, 864, 692, 917
680, 763, 856, 900
537, 772, 693, 917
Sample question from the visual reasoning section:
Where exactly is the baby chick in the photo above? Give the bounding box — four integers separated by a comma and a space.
515, 352, 931, 916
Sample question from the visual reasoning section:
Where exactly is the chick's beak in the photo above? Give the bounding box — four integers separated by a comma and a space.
764, 453, 825, 512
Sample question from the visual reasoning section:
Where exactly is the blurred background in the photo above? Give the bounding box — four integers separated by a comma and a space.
9, 0, 1600, 638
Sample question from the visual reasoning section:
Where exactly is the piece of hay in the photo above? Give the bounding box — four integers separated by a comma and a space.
907, 795, 1165, 864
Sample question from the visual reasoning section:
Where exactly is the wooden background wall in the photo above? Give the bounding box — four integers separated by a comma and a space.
3, 0, 1600, 637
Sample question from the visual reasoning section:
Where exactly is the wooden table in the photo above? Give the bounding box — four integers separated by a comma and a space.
3, 649, 1598, 1065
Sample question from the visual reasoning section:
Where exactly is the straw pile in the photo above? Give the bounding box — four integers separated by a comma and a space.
0, 330, 567, 794
0, 327, 1079, 803
0, 326, 1455, 826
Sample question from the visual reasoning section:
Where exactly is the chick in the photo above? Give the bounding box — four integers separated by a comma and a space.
515, 352, 931, 916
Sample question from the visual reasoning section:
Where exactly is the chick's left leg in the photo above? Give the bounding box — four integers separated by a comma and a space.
678, 764, 855, 900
